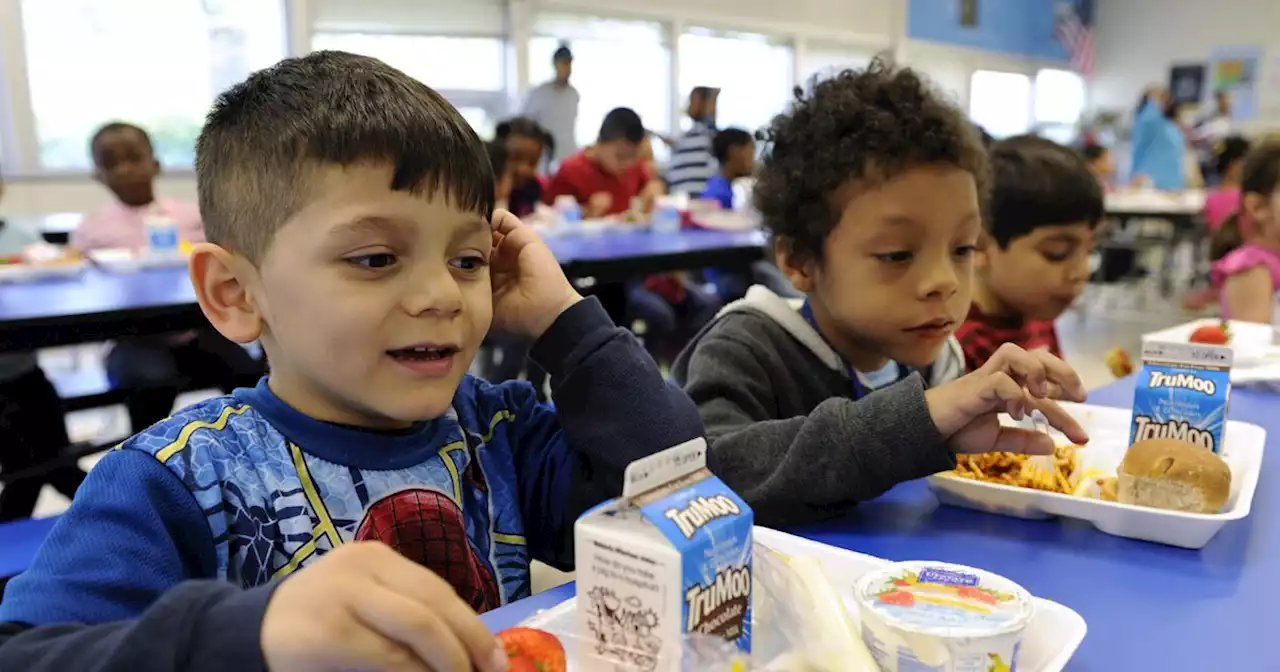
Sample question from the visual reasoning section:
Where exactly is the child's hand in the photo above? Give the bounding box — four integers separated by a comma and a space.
261, 542, 508, 672
585, 192, 613, 217
925, 344, 1090, 455
489, 209, 582, 340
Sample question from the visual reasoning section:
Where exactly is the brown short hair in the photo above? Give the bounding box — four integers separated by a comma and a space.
196, 51, 493, 263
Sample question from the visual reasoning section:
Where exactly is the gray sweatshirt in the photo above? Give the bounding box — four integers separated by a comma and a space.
672, 285, 965, 526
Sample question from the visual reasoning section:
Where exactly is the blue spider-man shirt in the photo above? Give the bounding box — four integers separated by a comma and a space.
0, 299, 705, 672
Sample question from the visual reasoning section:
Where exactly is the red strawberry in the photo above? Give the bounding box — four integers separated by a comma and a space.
877, 590, 915, 607
498, 627, 566, 672
1189, 321, 1230, 345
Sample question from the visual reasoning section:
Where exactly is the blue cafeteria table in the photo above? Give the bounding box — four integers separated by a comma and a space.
479, 377, 1279, 671
0, 228, 766, 351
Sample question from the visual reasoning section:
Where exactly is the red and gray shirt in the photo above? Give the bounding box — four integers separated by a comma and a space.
955, 305, 1062, 372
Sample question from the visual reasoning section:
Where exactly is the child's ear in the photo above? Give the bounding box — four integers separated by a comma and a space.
775, 238, 817, 293
974, 230, 995, 270
189, 243, 263, 345
1243, 192, 1271, 225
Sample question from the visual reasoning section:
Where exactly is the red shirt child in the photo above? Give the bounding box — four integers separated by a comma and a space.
955, 305, 1062, 372
544, 151, 651, 217
543, 107, 656, 218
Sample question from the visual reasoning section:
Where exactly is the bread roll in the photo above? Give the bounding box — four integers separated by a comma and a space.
1118, 438, 1231, 513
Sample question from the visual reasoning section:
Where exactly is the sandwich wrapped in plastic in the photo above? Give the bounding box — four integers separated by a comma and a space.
751, 544, 877, 671
517, 541, 874, 670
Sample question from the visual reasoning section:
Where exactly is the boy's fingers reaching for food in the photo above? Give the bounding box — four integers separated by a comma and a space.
982, 344, 1049, 397
983, 344, 1087, 402
978, 372, 1032, 420
1032, 397, 1090, 445
987, 426, 1057, 455
1032, 350, 1087, 402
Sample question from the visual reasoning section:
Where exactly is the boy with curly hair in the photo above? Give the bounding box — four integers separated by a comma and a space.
673, 61, 1090, 525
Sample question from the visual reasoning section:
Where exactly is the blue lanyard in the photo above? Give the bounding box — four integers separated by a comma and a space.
801, 300, 913, 399
801, 300, 866, 399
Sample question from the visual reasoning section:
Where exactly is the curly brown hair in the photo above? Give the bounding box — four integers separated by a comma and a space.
753, 58, 989, 262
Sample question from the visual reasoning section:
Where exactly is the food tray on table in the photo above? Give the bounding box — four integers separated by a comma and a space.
520, 527, 1086, 671
1143, 319, 1280, 369
88, 248, 188, 272
929, 402, 1265, 549
0, 260, 87, 283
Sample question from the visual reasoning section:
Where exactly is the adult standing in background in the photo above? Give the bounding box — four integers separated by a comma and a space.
1130, 86, 1188, 191
520, 44, 579, 167
666, 86, 720, 196
1194, 90, 1233, 184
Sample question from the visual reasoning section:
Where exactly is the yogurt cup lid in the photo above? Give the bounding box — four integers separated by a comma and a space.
854, 561, 1034, 638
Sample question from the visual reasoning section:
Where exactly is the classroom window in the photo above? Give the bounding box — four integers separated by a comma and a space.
529, 15, 671, 149
968, 70, 1032, 139
1033, 68, 1086, 144
19, 0, 287, 171
678, 27, 793, 135
310, 33, 506, 93
310, 33, 507, 136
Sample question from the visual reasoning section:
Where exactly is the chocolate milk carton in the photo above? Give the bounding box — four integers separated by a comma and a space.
575, 438, 752, 671
1130, 341, 1233, 453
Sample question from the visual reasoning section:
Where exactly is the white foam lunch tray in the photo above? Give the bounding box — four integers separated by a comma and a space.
0, 260, 87, 283
521, 527, 1086, 672
88, 248, 188, 272
1104, 189, 1204, 214
1143, 319, 1279, 370
929, 402, 1265, 549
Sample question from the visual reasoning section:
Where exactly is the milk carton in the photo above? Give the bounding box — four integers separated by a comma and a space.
1130, 341, 1233, 453
575, 438, 752, 671
144, 215, 180, 253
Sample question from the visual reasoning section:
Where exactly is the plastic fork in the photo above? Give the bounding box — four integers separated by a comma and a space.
1021, 410, 1057, 490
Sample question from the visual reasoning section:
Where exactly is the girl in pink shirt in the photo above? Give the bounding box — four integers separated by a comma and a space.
1211, 141, 1280, 322
1183, 136, 1254, 311
1202, 136, 1252, 235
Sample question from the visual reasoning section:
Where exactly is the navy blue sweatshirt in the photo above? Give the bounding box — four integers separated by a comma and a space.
0, 298, 703, 671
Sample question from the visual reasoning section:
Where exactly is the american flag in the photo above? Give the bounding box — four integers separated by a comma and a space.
1053, 0, 1095, 77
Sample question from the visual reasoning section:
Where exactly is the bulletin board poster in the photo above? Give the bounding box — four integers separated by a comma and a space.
1211, 46, 1263, 121
1169, 64, 1206, 104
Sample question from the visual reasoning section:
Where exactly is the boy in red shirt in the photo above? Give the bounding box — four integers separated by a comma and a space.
956, 135, 1103, 370
544, 107, 717, 362
544, 107, 661, 216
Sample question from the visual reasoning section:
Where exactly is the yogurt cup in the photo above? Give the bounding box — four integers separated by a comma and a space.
853, 561, 1034, 672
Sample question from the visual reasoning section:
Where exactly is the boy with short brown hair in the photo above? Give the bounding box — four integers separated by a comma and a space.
0, 51, 702, 672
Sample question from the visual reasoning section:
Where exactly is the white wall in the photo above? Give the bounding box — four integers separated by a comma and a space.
1091, 0, 1280, 132
1, 0, 1057, 216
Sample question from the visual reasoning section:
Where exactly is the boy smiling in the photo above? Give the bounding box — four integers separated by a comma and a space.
0, 51, 702, 672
